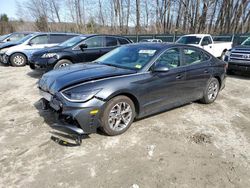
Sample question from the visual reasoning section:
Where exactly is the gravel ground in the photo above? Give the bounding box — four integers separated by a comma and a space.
0, 65, 250, 188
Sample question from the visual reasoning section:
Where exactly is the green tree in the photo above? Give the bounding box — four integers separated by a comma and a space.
0, 14, 9, 22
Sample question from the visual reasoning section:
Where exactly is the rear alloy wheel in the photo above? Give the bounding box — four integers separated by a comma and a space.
10, 53, 27, 67
200, 78, 220, 104
54, 59, 72, 69
101, 96, 135, 136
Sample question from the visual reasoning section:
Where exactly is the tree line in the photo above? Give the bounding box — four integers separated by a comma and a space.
1, 0, 250, 35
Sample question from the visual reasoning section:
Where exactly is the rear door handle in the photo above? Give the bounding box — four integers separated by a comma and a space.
204, 70, 209, 73
176, 75, 183, 79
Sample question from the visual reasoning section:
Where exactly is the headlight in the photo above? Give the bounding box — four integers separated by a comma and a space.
0, 48, 9, 54
41, 53, 58, 58
61, 89, 102, 102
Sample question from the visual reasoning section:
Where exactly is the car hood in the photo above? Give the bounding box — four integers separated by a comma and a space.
232, 45, 250, 51
39, 63, 136, 94
33, 46, 67, 56
0, 41, 19, 50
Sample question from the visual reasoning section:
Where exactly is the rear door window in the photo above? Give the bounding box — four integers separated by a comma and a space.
49, 34, 75, 44
105, 37, 118, 47
30, 35, 48, 45
118, 38, 130, 45
183, 48, 206, 65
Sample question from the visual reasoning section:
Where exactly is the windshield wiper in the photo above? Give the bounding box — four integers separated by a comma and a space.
102, 63, 134, 70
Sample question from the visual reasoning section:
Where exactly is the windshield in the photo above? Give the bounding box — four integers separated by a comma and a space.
176, 36, 202, 45
96, 45, 160, 70
59, 36, 85, 47
17, 34, 34, 43
241, 37, 250, 46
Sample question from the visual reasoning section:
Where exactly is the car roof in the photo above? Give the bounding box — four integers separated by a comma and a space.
124, 42, 211, 52
181, 34, 210, 37
34, 32, 80, 35
77, 34, 130, 39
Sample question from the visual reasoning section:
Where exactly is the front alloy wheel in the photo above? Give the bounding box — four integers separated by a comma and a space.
101, 96, 135, 136
10, 53, 27, 67
108, 102, 133, 132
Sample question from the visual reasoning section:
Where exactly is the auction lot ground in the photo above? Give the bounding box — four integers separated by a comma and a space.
0, 65, 250, 188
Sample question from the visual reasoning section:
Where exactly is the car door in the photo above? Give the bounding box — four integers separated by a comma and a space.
182, 47, 212, 101
73, 36, 104, 63
140, 48, 187, 115
201, 36, 213, 54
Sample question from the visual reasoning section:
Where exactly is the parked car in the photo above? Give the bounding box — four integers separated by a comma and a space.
224, 36, 250, 74
176, 34, 232, 58
38, 43, 226, 137
0, 34, 36, 63
0, 32, 32, 44
2, 33, 79, 66
140, 39, 163, 43
29, 34, 132, 71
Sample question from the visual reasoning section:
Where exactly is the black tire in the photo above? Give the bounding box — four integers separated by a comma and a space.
200, 78, 220, 104
54, 59, 72, 69
100, 96, 136, 136
10, 53, 27, 67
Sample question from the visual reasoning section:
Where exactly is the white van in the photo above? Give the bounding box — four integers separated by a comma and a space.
2, 33, 78, 66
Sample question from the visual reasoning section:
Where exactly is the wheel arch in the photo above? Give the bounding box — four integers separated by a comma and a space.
105, 91, 141, 117
213, 75, 221, 89
58, 56, 74, 63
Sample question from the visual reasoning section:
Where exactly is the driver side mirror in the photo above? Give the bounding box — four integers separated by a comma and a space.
28, 41, 34, 46
79, 43, 88, 50
153, 64, 170, 73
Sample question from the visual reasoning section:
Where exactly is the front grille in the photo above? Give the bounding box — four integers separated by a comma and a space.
229, 49, 250, 63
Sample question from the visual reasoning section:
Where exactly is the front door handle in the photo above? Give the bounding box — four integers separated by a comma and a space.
176, 75, 183, 79
204, 69, 209, 73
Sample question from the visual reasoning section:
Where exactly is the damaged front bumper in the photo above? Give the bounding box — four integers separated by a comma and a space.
39, 89, 105, 135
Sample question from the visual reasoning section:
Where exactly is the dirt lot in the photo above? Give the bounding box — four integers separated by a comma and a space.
0, 65, 250, 188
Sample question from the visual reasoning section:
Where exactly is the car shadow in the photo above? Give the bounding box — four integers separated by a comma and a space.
227, 72, 250, 80
134, 102, 194, 122
27, 70, 44, 79
0, 63, 9, 67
